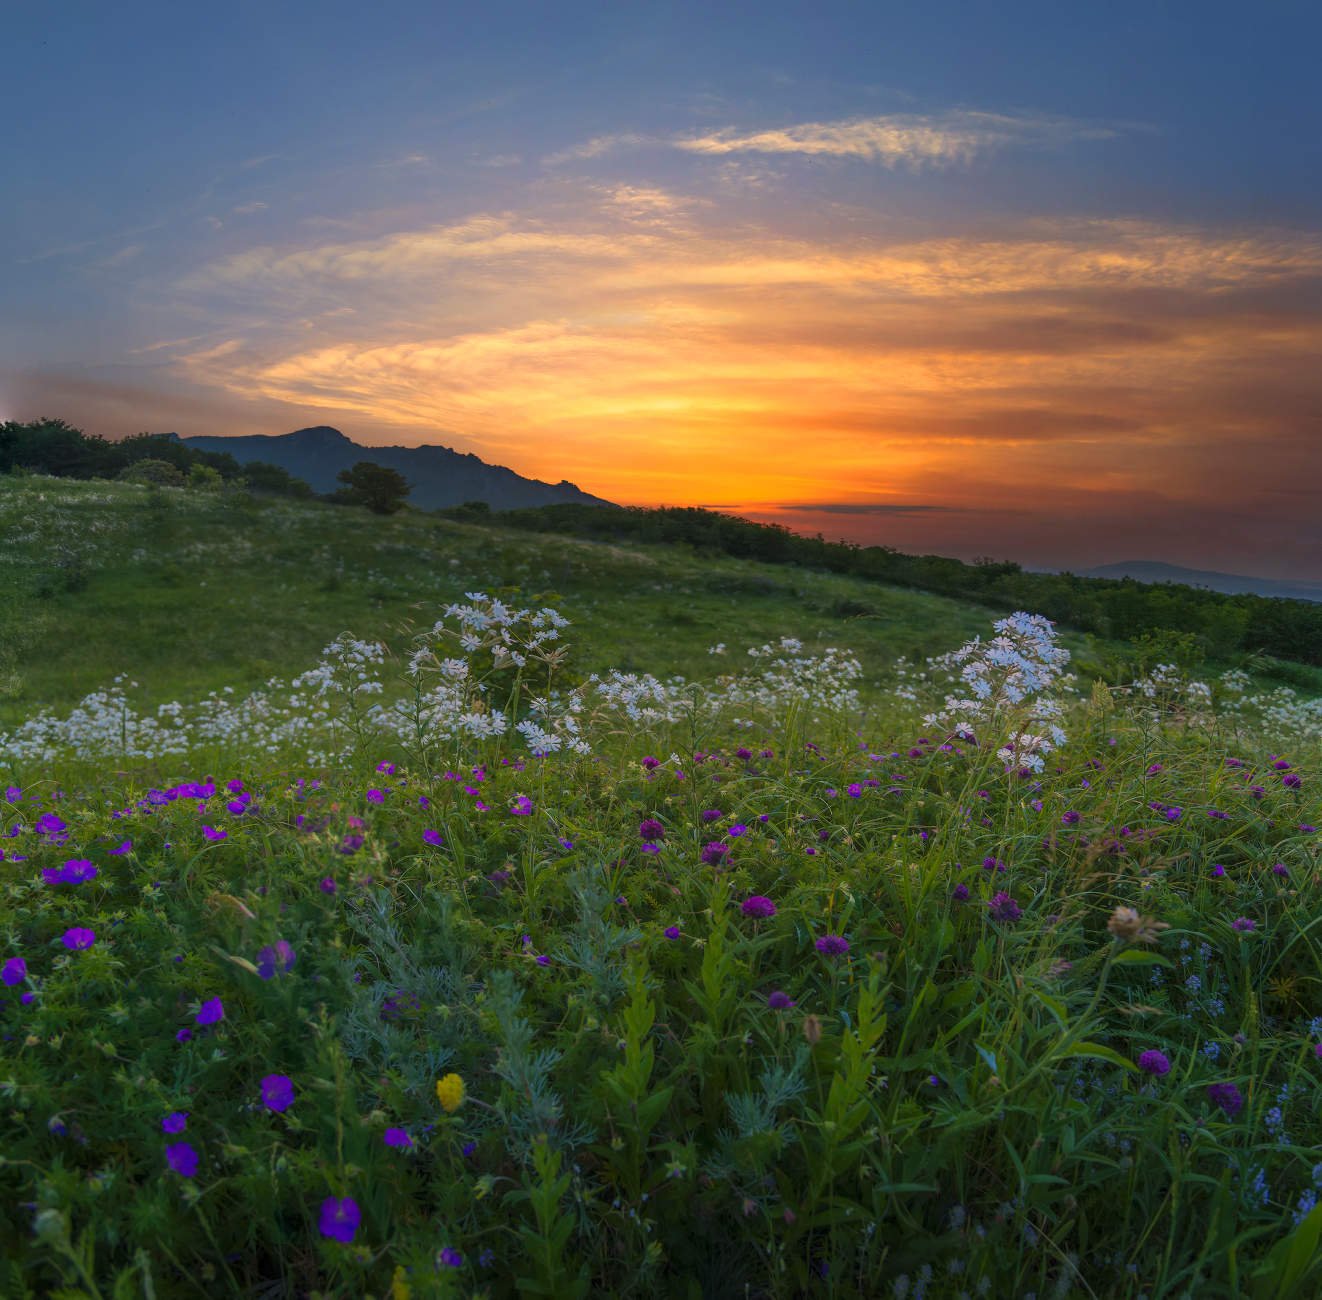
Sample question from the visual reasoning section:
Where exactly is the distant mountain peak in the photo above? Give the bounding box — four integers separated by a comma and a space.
1086, 559, 1322, 603
175, 426, 615, 513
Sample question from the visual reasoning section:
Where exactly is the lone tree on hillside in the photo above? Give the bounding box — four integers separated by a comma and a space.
335, 461, 411, 514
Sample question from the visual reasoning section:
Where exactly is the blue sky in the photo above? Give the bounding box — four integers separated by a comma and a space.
5, 0, 1321, 575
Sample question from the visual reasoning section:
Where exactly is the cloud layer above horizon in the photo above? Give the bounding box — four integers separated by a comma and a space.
5, 1, 1321, 577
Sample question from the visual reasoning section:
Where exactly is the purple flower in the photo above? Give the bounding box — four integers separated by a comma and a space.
741, 896, 776, 919
727, 823, 748, 838
440, 1248, 463, 1268
422, 828, 444, 847
640, 756, 660, 770
815, 935, 850, 957
108, 840, 132, 855
162, 1112, 188, 1134
1231, 916, 1256, 933
320, 877, 337, 894
166, 1142, 198, 1177
1211, 864, 1226, 878
951, 883, 970, 902
260, 1074, 294, 1112
767, 990, 796, 1010
1207, 1082, 1244, 1118
2, 956, 26, 986
61, 927, 96, 950
1138, 1050, 1171, 1076
338, 834, 364, 855
256, 940, 296, 980
195, 997, 225, 1026
202, 825, 226, 842
987, 892, 1023, 924
664, 926, 681, 941
43, 859, 98, 886
376, 761, 395, 775
1272, 863, 1289, 878
175, 1028, 193, 1043
1061, 810, 1080, 825
319, 1196, 360, 1243
510, 795, 534, 816
1283, 773, 1302, 789
535, 954, 550, 966
638, 818, 665, 841
700, 841, 729, 866
982, 856, 1006, 874
700, 809, 724, 823
383, 1127, 413, 1149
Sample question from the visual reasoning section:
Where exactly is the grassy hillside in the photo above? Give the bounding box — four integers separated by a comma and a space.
1, 476, 1049, 726
3, 476, 1321, 1298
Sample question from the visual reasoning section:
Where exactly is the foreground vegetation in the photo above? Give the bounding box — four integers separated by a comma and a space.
1, 574, 1319, 1297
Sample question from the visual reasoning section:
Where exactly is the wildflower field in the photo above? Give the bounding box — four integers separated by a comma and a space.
2, 481, 1321, 1298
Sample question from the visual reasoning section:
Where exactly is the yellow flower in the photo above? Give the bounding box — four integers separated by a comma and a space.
391, 1265, 412, 1300
435, 1072, 465, 1113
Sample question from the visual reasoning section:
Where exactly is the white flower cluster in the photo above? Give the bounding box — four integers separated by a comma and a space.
923, 612, 1071, 771
710, 639, 863, 720
1212, 672, 1322, 743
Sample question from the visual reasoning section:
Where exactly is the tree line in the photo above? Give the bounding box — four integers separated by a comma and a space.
456, 503, 1322, 669
0, 418, 410, 514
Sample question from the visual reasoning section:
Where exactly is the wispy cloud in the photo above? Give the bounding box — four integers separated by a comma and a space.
671, 110, 1124, 166
545, 109, 1128, 169
232, 201, 269, 215
774, 502, 954, 515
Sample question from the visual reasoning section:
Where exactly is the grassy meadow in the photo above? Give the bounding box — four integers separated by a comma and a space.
1, 475, 1320, 1299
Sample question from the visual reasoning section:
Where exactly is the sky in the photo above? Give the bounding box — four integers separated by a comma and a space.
5, 0, 1321, 578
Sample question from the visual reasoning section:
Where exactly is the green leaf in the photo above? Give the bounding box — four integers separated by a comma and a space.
1053, 1041, 1136, 1071
1112, 949, 1173, 967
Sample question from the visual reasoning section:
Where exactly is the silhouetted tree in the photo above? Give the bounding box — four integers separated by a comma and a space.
335, 461, 411, 514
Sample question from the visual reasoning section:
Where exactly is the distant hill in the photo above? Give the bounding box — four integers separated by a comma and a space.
170, 426, 616, 512
1086, 560, 1322, 604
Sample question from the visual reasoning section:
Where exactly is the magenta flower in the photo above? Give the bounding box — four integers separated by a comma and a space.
162, 1112, 188, 1134
1231, 916, 1256, 933
319, 1196, 361, 1243
260, 1074, 295, 1113
166, 1142, 199, 1177
815, 935, 850, 957
422, 828, 444, 847
741, 896, 776, 919
664, 926, 681, 941
61, 927, 96, 950
1138, 1049, 1171, 1076
195, 997, 225, 1026
366, 789, 385, 804
1, 956, 25, 986
510, 795, 533, 815
202, 825, 226, 841
383, 1127, 413, 1149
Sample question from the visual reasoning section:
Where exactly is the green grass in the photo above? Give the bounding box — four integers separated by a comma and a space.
1, 481, 1320, 1298
0, 476, 1123, 728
